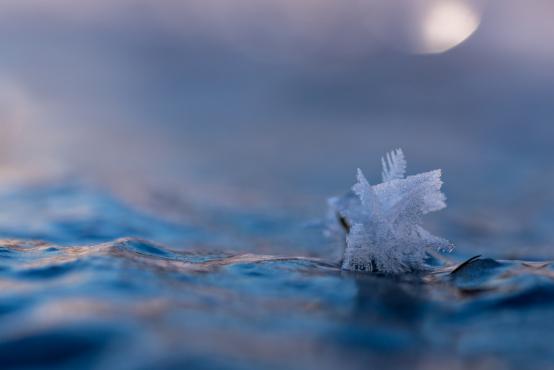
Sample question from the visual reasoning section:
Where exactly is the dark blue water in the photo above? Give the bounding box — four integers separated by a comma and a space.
0, 182, 553, 370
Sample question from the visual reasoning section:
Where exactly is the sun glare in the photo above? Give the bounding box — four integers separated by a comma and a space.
421, 0, 481, 53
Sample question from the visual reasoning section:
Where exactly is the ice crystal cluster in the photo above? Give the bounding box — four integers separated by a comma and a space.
327, 149, 453, 274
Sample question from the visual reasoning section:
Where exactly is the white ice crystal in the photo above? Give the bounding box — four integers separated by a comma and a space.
327, 149, 453, 274
381, 148, 407, 182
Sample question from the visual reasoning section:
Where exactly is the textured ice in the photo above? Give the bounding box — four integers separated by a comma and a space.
381, 148, 407, 182
327, 149, 453, 273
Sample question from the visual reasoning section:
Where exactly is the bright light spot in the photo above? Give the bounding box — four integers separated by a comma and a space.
421, 0, 481, 53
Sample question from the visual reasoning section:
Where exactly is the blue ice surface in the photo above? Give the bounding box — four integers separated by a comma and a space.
0, 183, 552, 369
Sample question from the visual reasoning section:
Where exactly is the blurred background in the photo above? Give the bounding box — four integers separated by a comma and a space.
0, 0, 553, 256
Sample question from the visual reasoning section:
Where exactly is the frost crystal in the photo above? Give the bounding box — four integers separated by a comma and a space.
381, 148, 407, 182
327, 149, 453, 274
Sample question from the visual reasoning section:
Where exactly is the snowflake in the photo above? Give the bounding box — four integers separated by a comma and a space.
326, 149, 453, 273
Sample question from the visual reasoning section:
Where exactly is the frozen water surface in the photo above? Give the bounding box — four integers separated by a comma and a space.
0, 180, 552, 370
